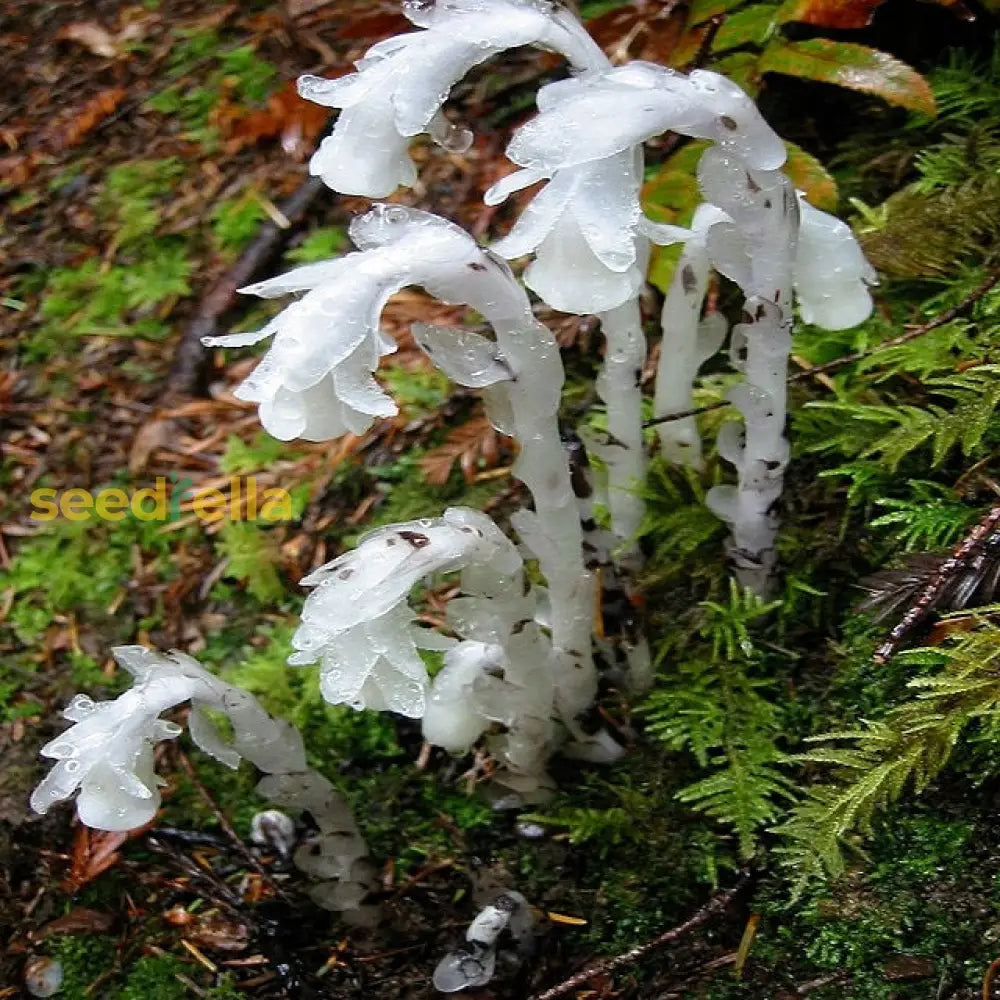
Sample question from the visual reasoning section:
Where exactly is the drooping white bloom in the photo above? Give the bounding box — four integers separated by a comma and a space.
298, 0, 605, 197
507, 63, 786, 176
489, 153, 662, 314
30, 647, 307, 831
203, 205, 524, 443
290, 507, 523, 719
487, 64, 780, 314
433, 891, 535, 993
794, 194, 877, 330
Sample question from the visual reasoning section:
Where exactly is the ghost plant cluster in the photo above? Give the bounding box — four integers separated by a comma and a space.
31, 0, 876, 968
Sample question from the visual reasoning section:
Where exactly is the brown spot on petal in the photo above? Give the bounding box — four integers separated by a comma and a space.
398, 530, 431, 548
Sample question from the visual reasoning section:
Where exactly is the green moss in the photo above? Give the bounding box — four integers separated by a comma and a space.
47, 935, 117, 998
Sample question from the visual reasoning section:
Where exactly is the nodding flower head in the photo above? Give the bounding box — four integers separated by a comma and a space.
203, 205, 528, 443
30, 647, 306, 831
793, 194, 877, 330
289, 507, 523, 719
485, 63, 783, 314
297, 0, 605, 197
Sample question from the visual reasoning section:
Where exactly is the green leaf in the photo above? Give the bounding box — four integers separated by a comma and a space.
688, 0, 749, 25
783, 141, 838, 212
711, 52, 763, 96
711, 3, 780, 53
286, 226, 348, 264
758, 39, 936, 114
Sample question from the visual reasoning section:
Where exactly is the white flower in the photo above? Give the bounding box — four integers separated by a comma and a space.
793, 194, 877, 330
290, 507, 522, 719
506, 63, 786, 176
298, 0, 605, 197
486, 63, 781, 313
204, 205, 523, 443
30, 647, 306, 831
489, 152, 664, 314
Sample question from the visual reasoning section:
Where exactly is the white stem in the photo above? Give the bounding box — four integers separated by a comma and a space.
705, 166, 798, 595
595, 298, 648, 558
491, 312, 596, 722
654, 241, 712, 468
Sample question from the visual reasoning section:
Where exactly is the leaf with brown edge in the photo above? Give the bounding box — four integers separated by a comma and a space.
784, 141, 838, 212
776, 0, 888, 29
758, 39, 936, 114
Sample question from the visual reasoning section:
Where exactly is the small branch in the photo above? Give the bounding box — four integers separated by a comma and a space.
169, 174, 327, 397
874, 503, 1000, 663
643, 267, 1000, 429
528, 872, 750, 1000
175, 747, 290, 901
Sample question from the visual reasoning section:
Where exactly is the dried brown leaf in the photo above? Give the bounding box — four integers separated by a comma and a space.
420, 414, 507, 486
41, 908, 114, 936
129, 417, 172, 474
188, 915, 252, 952
46, 87, 128, 151
222, 81, 330, 158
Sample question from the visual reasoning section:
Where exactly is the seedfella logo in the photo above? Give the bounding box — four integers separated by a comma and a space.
30, 476, 293, 523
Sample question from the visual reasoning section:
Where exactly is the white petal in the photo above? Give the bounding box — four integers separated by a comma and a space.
490, 169, 575, 260
390, 35, 488, 136
309, 104, 417, 198
483, 167, 547, 207
794, 195, 876, 330
332, 347, 398, 417
239, 258, 352, 299
524, 211, 643, 314
571, 155, 641, 272
188, 704, 241, 770
507, 82, 692, 172
686, 70, 786, 171
413, 324, 512, 387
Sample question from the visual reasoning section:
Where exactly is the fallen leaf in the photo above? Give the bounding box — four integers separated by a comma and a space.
63, 827, 129, 892
222, 81, 330, 158
188, 915, 252, 952
420, 414, 507, 486
286, 0, 336, 16
41, 908, 114, 936
57, 22, 120, 58
47, 87, 127, 151
129, 417, 172, 474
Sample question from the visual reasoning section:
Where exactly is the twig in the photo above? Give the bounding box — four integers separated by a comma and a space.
528, 871, 750, 1000
788, 267, 1000, 384
874, 503, 1000, 663
644, 267, 1000, 428
169, 174, 327, 397
982, 957, 1000, 1000
794, 971, 853, 995
643, 399, 727, 428
175, 747, 290, 900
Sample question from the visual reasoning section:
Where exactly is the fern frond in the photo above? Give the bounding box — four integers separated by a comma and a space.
869, 483, 976, 551
645, 582, 790, 858
774, 619, 1000, 891
806, 366, 1000, 472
